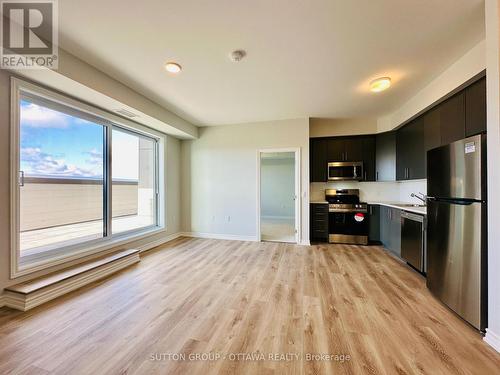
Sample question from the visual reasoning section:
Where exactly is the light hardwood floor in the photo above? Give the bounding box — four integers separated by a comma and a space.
0, 237, 499, 374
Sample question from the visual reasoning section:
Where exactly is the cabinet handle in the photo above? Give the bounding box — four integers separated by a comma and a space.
345, 151, 348, 161
376, 171, 379, 181
364, 171, 367, 180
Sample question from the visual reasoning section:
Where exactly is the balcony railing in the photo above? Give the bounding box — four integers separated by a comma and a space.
20, 176, 139, 232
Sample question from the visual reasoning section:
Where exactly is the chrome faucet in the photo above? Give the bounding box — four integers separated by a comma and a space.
411, 192, 427, 204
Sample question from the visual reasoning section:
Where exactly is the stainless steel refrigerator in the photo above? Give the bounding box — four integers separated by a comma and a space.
427, 134, 487, 331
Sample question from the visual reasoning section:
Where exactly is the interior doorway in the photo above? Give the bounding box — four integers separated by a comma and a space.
257, 149, 300, 243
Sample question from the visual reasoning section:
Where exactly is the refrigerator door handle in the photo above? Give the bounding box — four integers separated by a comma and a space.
430, 197, 481, 205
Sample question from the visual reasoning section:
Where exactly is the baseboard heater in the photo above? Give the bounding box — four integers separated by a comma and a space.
2, 249, 140, 311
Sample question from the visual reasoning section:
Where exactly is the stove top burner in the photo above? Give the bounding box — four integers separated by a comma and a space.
325, 189, 367, 212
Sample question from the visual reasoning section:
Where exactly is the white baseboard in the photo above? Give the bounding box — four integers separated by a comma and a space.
136, 232, 184, 252
182, 231, 311, 246
261, 215, 295, 221
181, 232, 258, 242
484, 328, 500, 353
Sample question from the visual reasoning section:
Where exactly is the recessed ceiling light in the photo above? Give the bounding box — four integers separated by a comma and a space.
370, 77, 391, 92
165, 62, 182, 74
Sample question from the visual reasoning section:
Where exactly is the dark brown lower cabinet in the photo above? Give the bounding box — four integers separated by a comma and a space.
310, 203, 328, 242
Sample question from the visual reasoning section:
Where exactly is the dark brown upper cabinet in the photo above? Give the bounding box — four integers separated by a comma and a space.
423, 106, 441, 153
439, 92, 465, 145
308, 75, 485, 183
396, 117, 425, 180
362, 136, 376, 181
311, 136, 375, 182
310, 138, 327, 182
326, 138, 345, 161
375, 132, 396, 181
343, 138, 364, 162
465, 77, 486, 137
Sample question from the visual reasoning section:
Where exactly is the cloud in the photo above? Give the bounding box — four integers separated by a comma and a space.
85, 148, 103, 166
21, 147, 102, 178
20, 102, 69, 129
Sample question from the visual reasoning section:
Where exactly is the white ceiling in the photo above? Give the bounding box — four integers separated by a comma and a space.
58, 0, 485, 126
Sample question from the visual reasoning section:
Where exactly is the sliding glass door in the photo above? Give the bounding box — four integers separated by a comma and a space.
14, 83, 161, 271
19, 96, 106, 256
112, 128, 158, 235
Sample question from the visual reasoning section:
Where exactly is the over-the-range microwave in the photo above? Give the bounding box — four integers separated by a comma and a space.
327, 162, 364, 181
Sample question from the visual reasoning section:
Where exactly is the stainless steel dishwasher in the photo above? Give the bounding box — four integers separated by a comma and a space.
400, 211, 426, 273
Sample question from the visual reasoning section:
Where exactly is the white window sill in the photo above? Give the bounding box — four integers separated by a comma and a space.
13, 226, 165, 279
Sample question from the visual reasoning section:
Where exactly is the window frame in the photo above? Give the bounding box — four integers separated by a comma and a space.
10, 77, 166, 278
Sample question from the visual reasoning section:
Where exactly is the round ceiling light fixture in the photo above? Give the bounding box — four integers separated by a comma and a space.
229, 50, 246, 62
370, 77, 392, 92
165, 62, 182, 74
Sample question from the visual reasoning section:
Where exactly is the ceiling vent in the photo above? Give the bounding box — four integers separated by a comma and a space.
115, 108, 138, 118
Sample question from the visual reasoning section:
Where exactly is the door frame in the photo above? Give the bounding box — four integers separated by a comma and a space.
256, 147, 301, 244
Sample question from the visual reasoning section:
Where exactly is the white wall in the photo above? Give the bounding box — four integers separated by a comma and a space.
378, 40, 486, 132
485, 0, 500, 353
181, 118, 310, 244
310, 180, 426, 205
261, 156, 295, 219
310, 118, 378, 137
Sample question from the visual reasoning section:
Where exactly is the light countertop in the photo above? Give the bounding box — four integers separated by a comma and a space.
310, 200, 426, 215
367, 201, 427, 215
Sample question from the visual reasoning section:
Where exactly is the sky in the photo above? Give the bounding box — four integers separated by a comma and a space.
20, 99, 139, 180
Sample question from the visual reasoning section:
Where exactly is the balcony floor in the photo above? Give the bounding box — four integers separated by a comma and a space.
20, 215, 154, 257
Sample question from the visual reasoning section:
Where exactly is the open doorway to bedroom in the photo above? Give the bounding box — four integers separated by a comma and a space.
257, 149, 300, 243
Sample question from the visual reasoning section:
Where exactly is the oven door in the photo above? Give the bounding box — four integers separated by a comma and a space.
327, 162, 363, 181
328, 211, 368, 245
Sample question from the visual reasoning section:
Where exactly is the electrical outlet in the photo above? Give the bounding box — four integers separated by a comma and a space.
227, 216, 231, 222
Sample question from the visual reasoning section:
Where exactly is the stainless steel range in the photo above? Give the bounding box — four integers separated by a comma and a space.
326, 189, 368, 245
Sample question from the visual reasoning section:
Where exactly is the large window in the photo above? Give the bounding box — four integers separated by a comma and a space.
11, 79, 164, 276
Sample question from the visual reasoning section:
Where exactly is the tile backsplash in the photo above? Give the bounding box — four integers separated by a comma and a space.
310, 179, 427, 204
